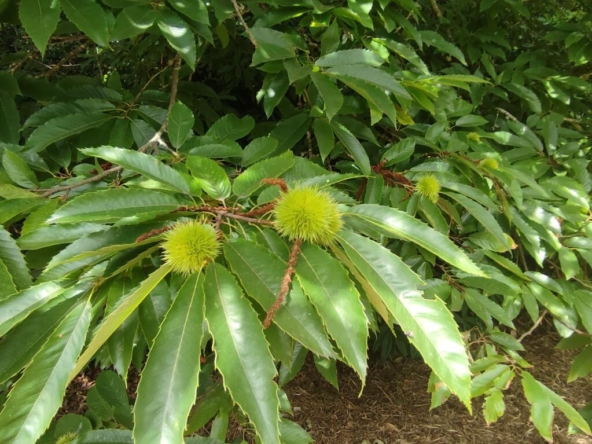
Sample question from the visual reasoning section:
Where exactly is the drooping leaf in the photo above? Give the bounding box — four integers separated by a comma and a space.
345, 204, 485, 276
18, 0, 61, 54
60, 0, 109, 46
316, 49, 384, 67
0, 300, 91, 444
186, 156, 231, 200
296, 243, 368, 382
0, 226, 33, 289
27, 113, 114, 152
249, 27, 295, 65
0, 93, 20, 144
336, 230, 471, 407
168, 102, 195, 149
233, 151, 294, 198
134, 273, 205, 443
330, 120, 371, 175
312, 118, 334, 162
0, 281, 65, 336
224, 240, 335, 358
204, 263, 281, 444
327, 65, 411, 101
111, 6, 157, 41
420, 31, 467, 65
241, 137, 278, 167
206, 114, 255, 141
2, 150, 38, 188
71, 264, 172, 378
80, 146, 190, 194
310, 72, 343, 121
156, 8, 197, 67
18, 223, 108, 250
47, 188, 180, 224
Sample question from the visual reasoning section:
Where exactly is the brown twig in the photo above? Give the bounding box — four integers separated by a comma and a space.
429, 0, 443, 19
242, 202, 277, 217
231, 0, 258, 47
128, 62, 173, 112
263, 238, 303, 328
518, 310, 548, 342
43, 43, 89, 79
40, 55, 183, 198
177, 205, 275, 226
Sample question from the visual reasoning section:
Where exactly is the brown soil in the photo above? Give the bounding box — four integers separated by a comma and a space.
61, 323, 592, 444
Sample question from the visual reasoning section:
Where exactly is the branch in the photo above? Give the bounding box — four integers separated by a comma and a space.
231, 0, 258, 47
40, 55, 183, 198
180, 205, 275, 226
43, 43, 89, 79
263, 238, 302, 328
518, 310, 547, 342
127, 61, 173, 112
429, 0, 443, 19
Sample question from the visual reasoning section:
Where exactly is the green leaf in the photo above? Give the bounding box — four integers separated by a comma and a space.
310, 72, 343, 121
0, 93, 20, 144
261, 72, 289, 118
312, 118, 334, 162
241, 137, 278, 167
47, 188, 180, 224
134, 273, 205, 443
233, 151, 294, 198
112, 6, 157, 41
0, 226, 32, 289
249, 28, 295, 65
168, 102, 194, 149
316, 49, 384, 67
156, 8, 197, 67
18, 0, 60, 54
2, 150, 38, 188
568, 346, 592, 382
71, 264, 172, 378
204, 263, 280, 444
464, 288, 515, 329
0, 281, 65, 336
80, 146, 190, 194
224, 240, 335, 358
269, 113, 310, 151
334, 74, 397, 126
445, 192, 510, 251
186, 156, 231, 200
0, 298, 77, 384
503, 84, 542, 114
455, 115, 489, 127
327, 65, 412, 101
522, 371, 591, 437
336, 230, 471, 407
574, 290, 592, 334
558, 247, 579, 280
330, 120, 371, 175
483, 390, 505, 425
18, 223, 107, 250
169, 0, 208, 24
420, 31, 467, 65
296, 243, 368, 382
27, 113, 114, 152
0, 300, 91, 444
382, 138, 415, 165
346, 0, 373, 28
206, 114, 255, 141
345, 204, 485, 276
0, 259, 16, 298
60, 0, 109, 46
82, 430, 133, 443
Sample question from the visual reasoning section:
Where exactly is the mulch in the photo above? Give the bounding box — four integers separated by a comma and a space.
60, 320, 592, 444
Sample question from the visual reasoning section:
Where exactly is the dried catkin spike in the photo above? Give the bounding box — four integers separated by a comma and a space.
161, 221, 220, 275
273, 187, 342, 245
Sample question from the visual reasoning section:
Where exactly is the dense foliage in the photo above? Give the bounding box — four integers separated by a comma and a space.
0, 0, 591, 442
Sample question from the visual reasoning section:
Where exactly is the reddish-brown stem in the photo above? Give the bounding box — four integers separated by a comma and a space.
261, 178, 288, 193
177, 205, 275, 226
135, 226, 172, 243
242, 202, 276, 217
263, 238, 303, 328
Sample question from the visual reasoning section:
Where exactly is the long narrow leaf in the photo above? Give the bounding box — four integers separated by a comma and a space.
345, 204, 485, 276
336, 230, 472, 408
204, 263, 280, 444
134, 273, 205, 443
0, 300, 91, 443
